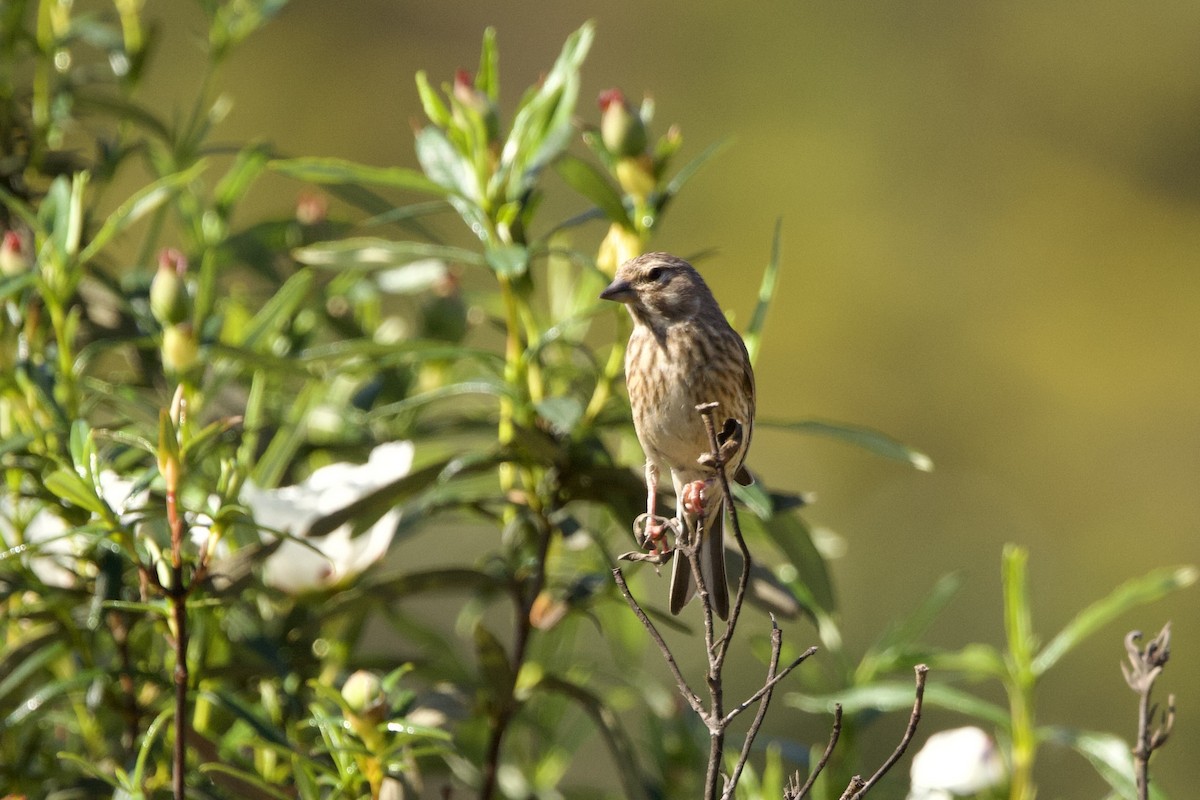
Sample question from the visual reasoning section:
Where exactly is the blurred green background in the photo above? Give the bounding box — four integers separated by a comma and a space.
139, 2, 1199, 795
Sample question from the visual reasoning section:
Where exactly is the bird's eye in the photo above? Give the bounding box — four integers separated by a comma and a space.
646, 266, 664, 282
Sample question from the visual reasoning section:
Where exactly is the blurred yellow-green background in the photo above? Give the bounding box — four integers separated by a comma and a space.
141, 2, 1198, 795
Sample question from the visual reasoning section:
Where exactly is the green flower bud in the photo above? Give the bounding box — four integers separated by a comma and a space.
599, 89, 647, 157
150, 248, 190, 325
342, 669, 388, 722
0, 231, 30, 276
161, 323, 199, 376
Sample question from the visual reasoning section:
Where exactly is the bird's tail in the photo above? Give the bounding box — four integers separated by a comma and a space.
669, 496, 729, 620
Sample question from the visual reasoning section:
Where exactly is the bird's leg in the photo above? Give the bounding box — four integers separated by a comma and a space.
642, 462, 669, 553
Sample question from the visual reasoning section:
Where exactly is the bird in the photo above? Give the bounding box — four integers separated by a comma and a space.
600, 252, 755, 619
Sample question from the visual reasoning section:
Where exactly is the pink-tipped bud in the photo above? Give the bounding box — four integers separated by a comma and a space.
0, 231, 30, 276
295, 190, 328, 226
150, 248, 190, 325
452, 68, 500, 144
599, 88, 647, 157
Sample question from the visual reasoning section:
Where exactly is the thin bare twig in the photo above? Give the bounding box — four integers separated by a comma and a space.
1123, 624, 1175, 800
841, 664, 928, 800
612, 568, 706, 716
722, 645, 819, 726
844, 662, 926, 800
786, 704, 843, 799
724, 620, 783, 799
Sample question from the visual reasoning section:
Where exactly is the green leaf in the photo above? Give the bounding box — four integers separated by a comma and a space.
44, 469, 108, 517
869, 573, 963, 662
305, 450, 510, 539
56, 752, 121, 790
742, 218, 781, 364
131, 708, 174, 789
539, 674, 652, 800
198, 763, 294, 800
1045, 728, 1169, 800
535, 396, 583, 436
1033, 564, 1197, 676
554, 155, 630, 225
269, 157, 450, 196
199, 688, 292, 748
80, 161, 206, 263
415, 71, 452, 128
759, 418, 933, 471
658, 138, 731, 214
790, 681, 1011, 729
752, 509, 835, 616
474, 622, 515, 714
236, 268, 315, 349
294, 237, 484, 270
477, 28, 499, 102
368, 380, 510, 422
251, 382, 319, 488
3, 669, 104, 728
215, 144, 271, 216
486, 242, 529, 278
0, 635, 65, 707
500, 21, 594, 198
1002, 544, 1037, 677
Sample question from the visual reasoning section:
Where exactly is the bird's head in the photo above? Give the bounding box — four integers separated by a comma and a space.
599, 252, 717, 324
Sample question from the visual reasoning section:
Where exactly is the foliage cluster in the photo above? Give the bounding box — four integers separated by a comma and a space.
0, 3, 1192, 799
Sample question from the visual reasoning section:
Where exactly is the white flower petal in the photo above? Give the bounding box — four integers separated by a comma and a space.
909, 726, 1006, 798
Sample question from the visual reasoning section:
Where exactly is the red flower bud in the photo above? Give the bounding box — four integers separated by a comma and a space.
599, 88, 647, 157
0, 231, 30, 276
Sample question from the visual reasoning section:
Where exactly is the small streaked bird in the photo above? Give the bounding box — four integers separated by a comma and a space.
600, 252, 755, 619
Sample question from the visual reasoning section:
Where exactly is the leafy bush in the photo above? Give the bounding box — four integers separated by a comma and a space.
0, 4, 1192, 799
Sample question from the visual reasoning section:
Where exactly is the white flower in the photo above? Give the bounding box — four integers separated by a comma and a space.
1, 472, 146, 588
247, 441, 415, 594
908, 726, 1006, 800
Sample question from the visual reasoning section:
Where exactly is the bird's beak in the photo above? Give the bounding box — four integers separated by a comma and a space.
599, 278, 635, 303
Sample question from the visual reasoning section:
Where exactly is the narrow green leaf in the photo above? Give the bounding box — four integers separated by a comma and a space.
486, 242, 529, 277
554, 155, 630, 225
1002, 544, 1037, 675
415, 71, 452, 128
759, 418, 933, 471
305, 450, 509, 538
868, 572, 964, 663
368, 380, 510, 422
294, 237, 484, 270
215, 144, 271, 216
236, 268, 315, 349
751, 509, 836, 616
198, 764, 294, 800
131, 708, 174, 788
269, 157, 450, 196
80, 162, 206, 263
0, 637, 66, 707
477, 27, 499, 102
251, 383, 319, 488
474, 622, 515, 712
44, 470, 107, 517
1045, 728, 1168, 800
658, 138, 731, 213
539, 674, 652, 800
56, 752, 121, 790
789, 681, 1011, 729
4, 669, 103, 727
199, 688, 292, 748
1033, 564, 1197, 676
742, 218, 781, 364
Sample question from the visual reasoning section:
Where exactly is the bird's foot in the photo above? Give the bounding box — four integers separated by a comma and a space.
681, 479, 710, 517
634, 513, 676, 553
